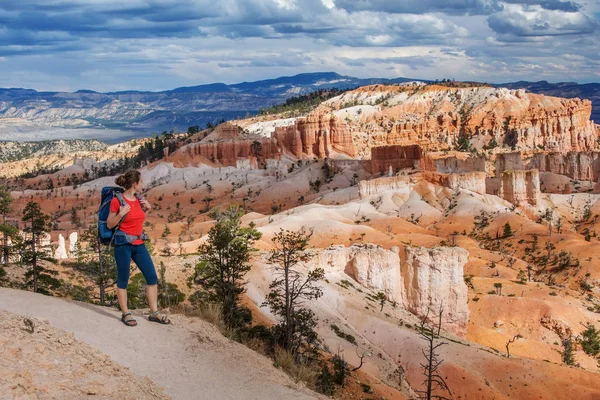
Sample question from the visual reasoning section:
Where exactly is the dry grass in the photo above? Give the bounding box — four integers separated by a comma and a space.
273, 347, 318, 389
172, 303, 226, 332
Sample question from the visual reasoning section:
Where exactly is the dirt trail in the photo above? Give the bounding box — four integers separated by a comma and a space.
0, 288, 319, 400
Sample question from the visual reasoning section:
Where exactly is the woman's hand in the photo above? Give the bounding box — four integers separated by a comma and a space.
119, 204, 131, 216
139, 199, 151, 211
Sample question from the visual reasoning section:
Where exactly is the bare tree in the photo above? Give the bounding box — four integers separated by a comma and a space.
505, 334, 522, 358
351, 346, 372, 371
418, 305, 452, 400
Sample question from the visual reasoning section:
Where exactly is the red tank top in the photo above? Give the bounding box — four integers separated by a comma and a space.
110, 196, 145, 245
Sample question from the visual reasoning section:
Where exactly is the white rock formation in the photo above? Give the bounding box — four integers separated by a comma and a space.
308, 244, 470, 334
403, 246, 470, 333
68, 232, 78, 255
314, 244, 404, 303
54, 234, 69, 260
39, 232, 53, 257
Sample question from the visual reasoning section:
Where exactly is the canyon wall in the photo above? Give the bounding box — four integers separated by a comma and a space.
272, 113, 355, 158
499, 169, 540, 206
403, 246, 470, 333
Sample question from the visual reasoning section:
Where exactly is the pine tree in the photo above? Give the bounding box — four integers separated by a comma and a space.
562, 338, 575, 366
74, 224, 118, 304
157, 261, 185, 308
0, 185, 18, 265
21, 201, 59, 294
195, 206, 262, 328
264, 227, 324, 358
502, 222, 513, 238
580, 325, 600, 357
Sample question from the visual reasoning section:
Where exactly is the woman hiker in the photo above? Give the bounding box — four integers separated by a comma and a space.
107, 169, 171, 327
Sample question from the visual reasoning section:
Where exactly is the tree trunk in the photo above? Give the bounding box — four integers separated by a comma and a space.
427, 330, 433, 400
97, 237, 105, 304
284, 252, 292, 352
32, 229, 38, 293
3, 214, 8, 265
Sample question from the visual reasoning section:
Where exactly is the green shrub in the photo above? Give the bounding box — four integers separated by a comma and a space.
580, 325, 600, 357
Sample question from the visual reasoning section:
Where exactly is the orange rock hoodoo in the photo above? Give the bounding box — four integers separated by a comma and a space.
273, 113, 355, 158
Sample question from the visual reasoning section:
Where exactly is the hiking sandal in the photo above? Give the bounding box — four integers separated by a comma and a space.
148, 310, 171, 325
121, 312, 137, 327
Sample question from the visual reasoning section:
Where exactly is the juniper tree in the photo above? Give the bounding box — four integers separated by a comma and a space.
264, 227, 324, 358
21, 201, 59, 294
196, 206, 261, 328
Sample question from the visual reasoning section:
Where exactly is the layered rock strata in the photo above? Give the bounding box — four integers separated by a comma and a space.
422, 151, 485, 174
358, 175, 412, 198
273, 113, 355, 158
169, 138, 281, 167
327, 86, 598, 152
358, 171, 486, 198
424, 171, 487, 195
369, 145, 421, 174
496, 151, 600, 182
499, 169, 540, 206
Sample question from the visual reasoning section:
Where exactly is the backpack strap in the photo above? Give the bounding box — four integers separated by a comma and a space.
115, 192, 126, 207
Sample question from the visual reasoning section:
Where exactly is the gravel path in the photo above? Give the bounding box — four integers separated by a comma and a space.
0, 288, 319, 400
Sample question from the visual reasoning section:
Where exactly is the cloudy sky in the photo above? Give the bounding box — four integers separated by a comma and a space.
0, 0, 599, 91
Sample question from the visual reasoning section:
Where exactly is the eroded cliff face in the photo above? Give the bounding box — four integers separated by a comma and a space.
422, 151, 486, 174
358, 175, 413, 198
499, 169, 540, 206
358, 171, 486, 198
369, 144, 421, 174
314, 244, 404, 303
403, 246, 470, 333
272, 112, 355, 158
496, 151, 600, 182
324, 85, 598, 153
310, 244, 470, 334
169, 139, 281, 167
424, 171, 487, 195
167, 123, 281, 167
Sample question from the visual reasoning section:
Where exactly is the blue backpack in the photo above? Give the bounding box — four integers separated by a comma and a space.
98, 186, 126, 245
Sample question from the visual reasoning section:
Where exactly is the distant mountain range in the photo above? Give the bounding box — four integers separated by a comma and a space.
0, 72, 597, 142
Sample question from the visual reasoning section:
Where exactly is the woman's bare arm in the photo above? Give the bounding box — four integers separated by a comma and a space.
107, 204, 130, 229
